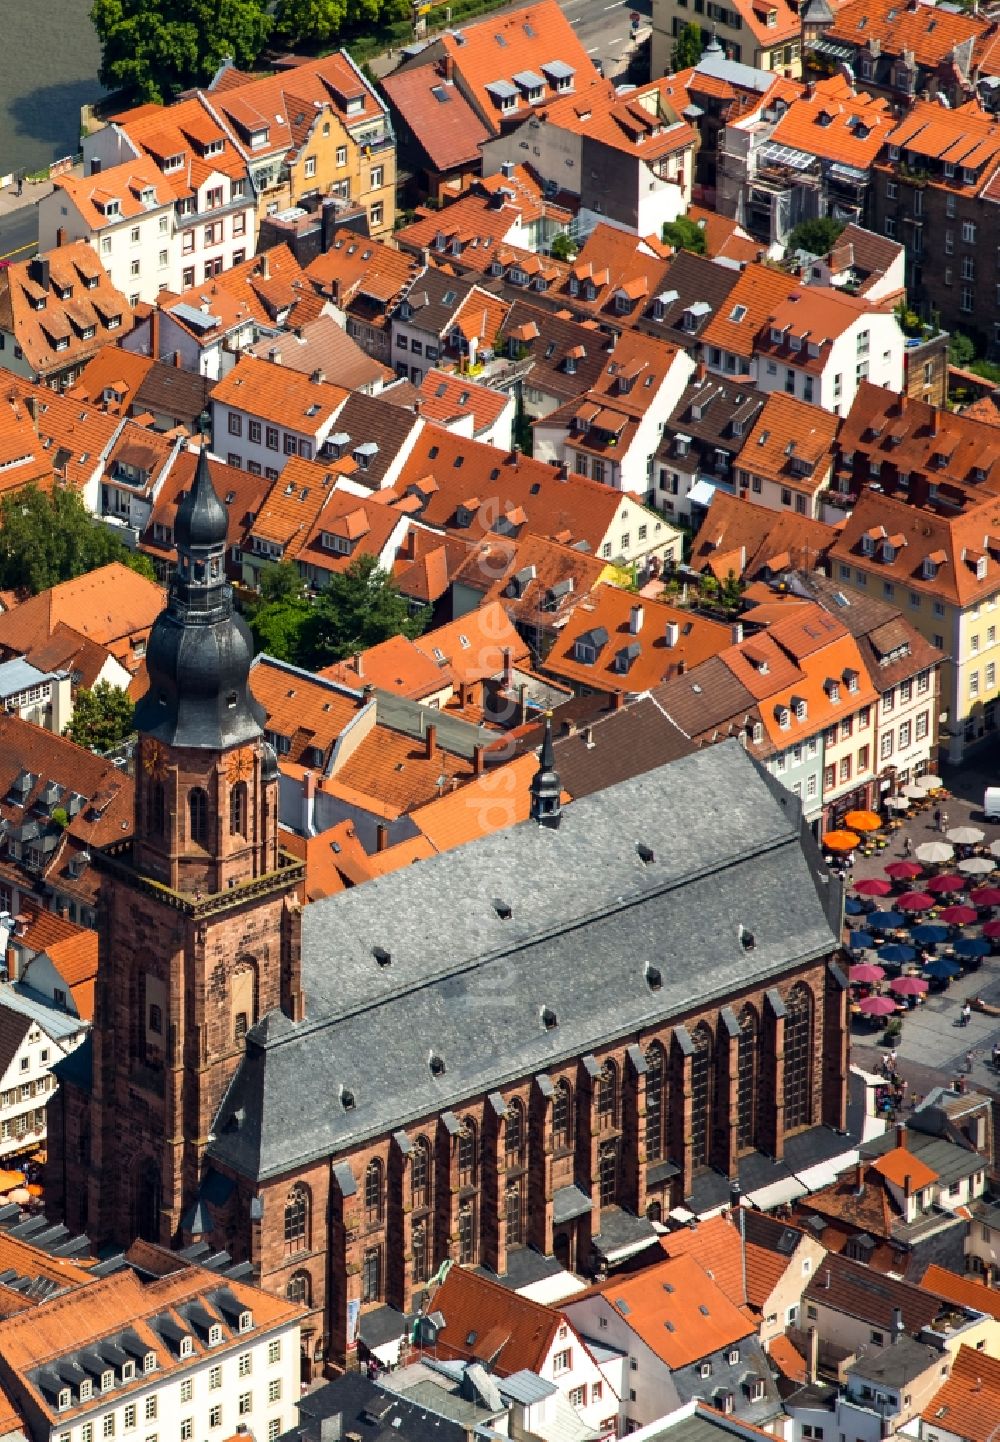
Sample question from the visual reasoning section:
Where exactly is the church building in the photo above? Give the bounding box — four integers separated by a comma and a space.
48, 450, 850, 1378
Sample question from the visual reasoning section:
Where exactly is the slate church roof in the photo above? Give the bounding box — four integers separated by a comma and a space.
207, 740, 842, 1182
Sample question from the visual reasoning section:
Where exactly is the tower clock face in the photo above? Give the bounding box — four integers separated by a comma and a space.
227, 746, 253, 783
143, 741, 168, 779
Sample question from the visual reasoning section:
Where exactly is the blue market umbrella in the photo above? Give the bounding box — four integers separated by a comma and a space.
954, 936, 992, 960
868, 911, 906, 931
910, 923, 949, 945
923, 956, 962, 979
878, 943, 916, 965
845, 896, 865, 916
850, 930, 875, 950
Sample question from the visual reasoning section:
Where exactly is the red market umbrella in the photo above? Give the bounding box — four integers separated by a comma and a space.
858, 995, 897, 1016
939, 904, 978, 925
897, 891, 934, 912
982, 919, 1000, 939
855, 878, 893, 897
970, 886, 1000, 907
925, 873, 967, 894
885, 860, 924, 881
890, 976, 929, 997
849, 963, 885, 983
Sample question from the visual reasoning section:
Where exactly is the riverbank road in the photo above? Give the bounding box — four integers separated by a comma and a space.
0, 175, 55, 263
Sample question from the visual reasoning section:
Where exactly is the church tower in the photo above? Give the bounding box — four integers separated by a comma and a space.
73, 447, 304, 1248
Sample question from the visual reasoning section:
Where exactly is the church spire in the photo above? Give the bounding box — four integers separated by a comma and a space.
133, 440, 264, 751
530, 712, 562, 830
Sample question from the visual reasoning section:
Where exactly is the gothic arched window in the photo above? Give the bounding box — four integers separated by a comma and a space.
599, 1140, 618, 1206
411, 1135, 431, 1210
412, 1219, 430, 1283
552, 1079, 573, 1150
365, 1159, 384, 1223
287, 1270, 311, 1306
784, 984, 814, 1131
644, 1041, 666, 1162
691, 1024, 713, 1170
596, 1059, 618, 1130
458, 1201, 476, 1264
737, 1006, 759, 1151
505, 1098, 526, 1166
458, 1119, 478, 1187
188, 787, 208, 847
229, 781, 248, 838
284, 1184, 309, 1254
505, 1180, 524, 1247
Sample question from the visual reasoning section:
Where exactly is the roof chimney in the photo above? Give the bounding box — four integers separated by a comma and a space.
56, 226, 65, 249
732, 621, 743, 644
302, 770, 316, 837
502, 646, 514, 688
259, 250, 270, 281
807, 1327, 819, 1385
311, 368, 326, 385
629, 603, 644, 634
376, 822, 389, 853
665, 620, 679, 647
443, 53, 455, 83
353, 651, 363, 678
892, 1305, 905, 1342
474, 743, 486, 776
425, 722, 437, 760
896, 1123, 907, 1150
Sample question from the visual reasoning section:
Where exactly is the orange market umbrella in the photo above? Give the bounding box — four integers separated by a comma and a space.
824, 830, 860, 852
845, 810, 882, 833
25, 1183, 42, 1198
0, 1169, 23, 1192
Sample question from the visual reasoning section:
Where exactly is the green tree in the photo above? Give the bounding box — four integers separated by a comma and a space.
244, 561, 314, 665
786, 216, 845, 257
0, 486, 155, 595
90, 0, 272, 104
720, 568, 742, 614
306, 554, 427, 664
273, 0, 346, 44
671, 22, 704, 71
662, 216, 706, 255
64, 682, 135, 753
949, 331, 977, 369
551, 233, 577, 262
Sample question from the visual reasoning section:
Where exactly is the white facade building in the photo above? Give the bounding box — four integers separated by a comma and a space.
0, 991, 87, 1160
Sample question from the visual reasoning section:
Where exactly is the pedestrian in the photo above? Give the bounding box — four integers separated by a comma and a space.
903, 835, 913, 858
992, 1041, 1000, 1070
962, 1001, 972, 1027
966, 1048, 975, 1073
934, 806, 942, 830
882, 1052, 892, 1076
941, 810, 950, 833
890, 1047, 898, 1068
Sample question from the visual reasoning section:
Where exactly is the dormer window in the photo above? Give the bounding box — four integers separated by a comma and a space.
575, 641, 596, 664
778, 706, 790, 730
163, 153, 184, 173
144, 1352, 156, 1374
883, 543, 896, 563
861, 534, 876, 557
795, 698, 807, 721
204, 137, 224, 156
250, 127, 269, 149
828, 680, 841, 703
770, 326, 783, 345
977, 555, 988, 580
101, 1370, 114, 1393
122, 1362, 135, 1382
80, 1381, 93, 1402
104, 199, 120, 218
239, 1310, 253, 1332
844, 669, 859, 694
58, 1389, 71, 1411
208, 1324, 223, 1345
180, 1336, 194, 1358
569, 277, 579, 297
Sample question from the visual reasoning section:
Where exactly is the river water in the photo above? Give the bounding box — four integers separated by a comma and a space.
0, 0, 104, 178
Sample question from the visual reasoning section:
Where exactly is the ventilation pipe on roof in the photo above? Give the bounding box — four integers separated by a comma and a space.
665, 621, 679, 647
732, 621, 743, 644
474, 744, 487, 776
302, 770, 316, 837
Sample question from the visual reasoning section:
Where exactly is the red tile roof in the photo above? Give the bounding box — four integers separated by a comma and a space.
827, 0, 988, 73
919, 1343, 1000, 1442
381, 63, 491, 173
0, 243, 133, 382
423, 1263, 563, 1375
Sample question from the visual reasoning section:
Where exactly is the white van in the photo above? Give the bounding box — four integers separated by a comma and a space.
985, 787, 1000, 821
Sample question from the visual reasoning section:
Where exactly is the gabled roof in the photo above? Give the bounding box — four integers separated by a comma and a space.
0, 563, 163, 656
738, 392, 840, 493
247, 314, 393, 394
0, 243, 133, 381
583, 1253, 754, 1368
162, 245, 308, 343
206, 50, 384, 155
111, 95, 250, 200
422, 1264, 564, 1375
402, 0, 599, 137
803, 1251, 944, 1331
415, 368, 512, 436
0, 1006, 32, 1083
1, 379, 122, 492
414, 599, 530, 685
537, 75, 697, 160
756, 287, 876, 374
141, 450, 267, 565
698, 263, 800, 360
306, 230, 420, 309
919, 1264, 1000, 1321
766, 73, 894, 169
319, 634, 449, 700
249, 655, 365, 766
871, 1145, 938, 1192
209, 354, 349, 432
881, 99, 1000, 198
543, 584, 730, 695
52, 153, 173, 229
920, 1344, 1000, 1442
826, 0, 987, 72
381, 62, 491, 173
690, 490, 836, 580
68, 345, 155, 414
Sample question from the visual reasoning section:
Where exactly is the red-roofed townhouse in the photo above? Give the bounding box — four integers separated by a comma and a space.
418, 1265, 619, 1438
209, 356, 349, 477
205, 51, 396, 240
482, 76, 696, 238
534, 332, 694, 497
79, 96, 257, 306
562, 1253, 780, 1429
734, 392, 840, 518
652, 0, 807, 80
40, 155, 179, 306
754, 286, 904, 415
715, 74, 896, 248
416, 369, 516, 449
99, 422, 187, 539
